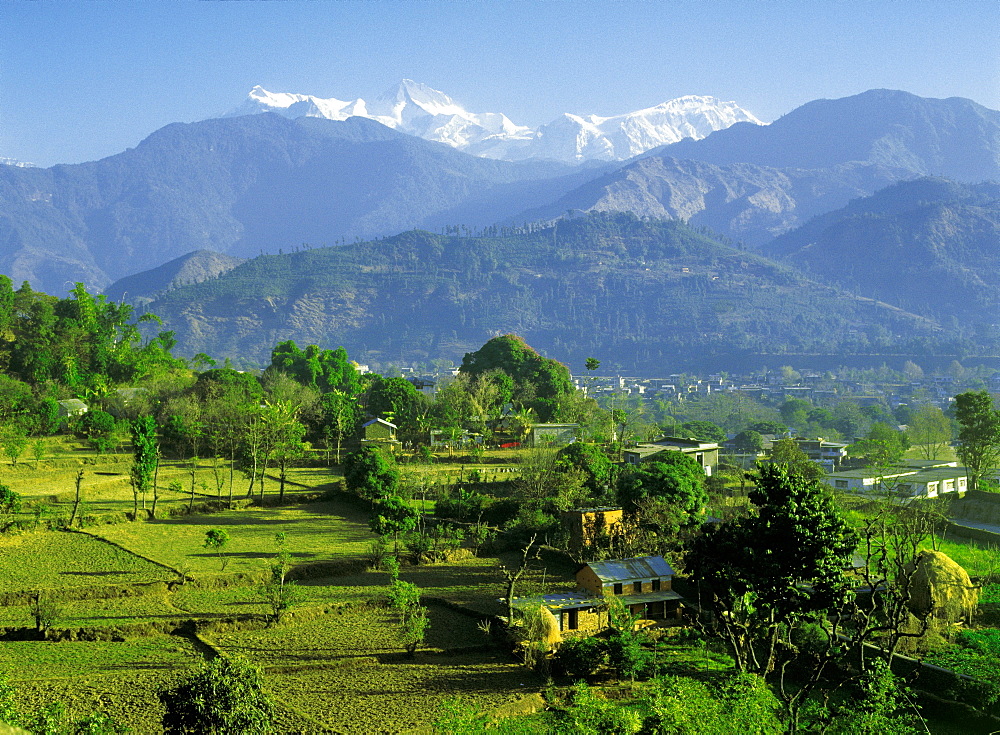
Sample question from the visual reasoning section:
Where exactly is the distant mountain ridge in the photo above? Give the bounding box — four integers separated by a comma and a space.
657, 90, 1000, 183
226, 80, 764, 163
3, 88, 1000, 298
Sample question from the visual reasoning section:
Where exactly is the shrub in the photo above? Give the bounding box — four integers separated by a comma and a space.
553, 636, 608, 679
160, 657, 274, 734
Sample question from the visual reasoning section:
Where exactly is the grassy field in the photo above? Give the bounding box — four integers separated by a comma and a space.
213, 606, 542, 733
94, 498, 374, 577
0, 531, 170, 595
2, 636, 204, 734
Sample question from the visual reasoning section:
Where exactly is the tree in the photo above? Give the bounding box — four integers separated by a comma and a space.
369, 495, 419, 552
386, 578, 429, 658
0, 423, 27, 467
849, 422, 909, 469
344, 446, 399, 501
0, 484, 21, 531
160, 656, 274, 734
733, 430, 764, 453
616, 454, 708, 529
460, 334, 573, 422
779, 398, 811, 428
318, 390, 361, 464
130, 416, 159, 517
555, 442, 612, 496
204, 528, 231, 571
906, 404, 951, 461
687, 464, 857, 681
679, 420, 725, 443
767, 438, 824, 481
955, 390, 1000, 492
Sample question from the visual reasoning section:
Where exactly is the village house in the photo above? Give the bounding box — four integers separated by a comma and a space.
359, 418, 401, 451
825, 460, 968, 499
510, 555, 683, 637
562, 506, 625, 554
622, 437, 719, 476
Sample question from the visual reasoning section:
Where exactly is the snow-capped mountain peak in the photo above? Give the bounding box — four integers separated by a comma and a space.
223, 82, 763, 163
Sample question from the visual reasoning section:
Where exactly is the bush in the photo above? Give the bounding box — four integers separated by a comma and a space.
553, 636, 608, 679
160, 656, 274, 734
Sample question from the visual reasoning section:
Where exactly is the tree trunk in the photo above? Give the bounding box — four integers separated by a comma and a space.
69, 470, 84, 528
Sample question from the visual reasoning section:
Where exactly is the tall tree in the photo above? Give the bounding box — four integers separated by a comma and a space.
954, 390, 1000, 492
130, 416, 159, 518
906, 404, 952, 461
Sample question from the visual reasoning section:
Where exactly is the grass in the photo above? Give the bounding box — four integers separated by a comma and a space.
3, 636, 204, 734
0, 531, 170, 594
213, 607, 542, 733
94, 497, 374, 576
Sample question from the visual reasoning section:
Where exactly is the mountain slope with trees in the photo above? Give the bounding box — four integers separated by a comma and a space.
137, 212, 944, 370
765, 178, 1000, 326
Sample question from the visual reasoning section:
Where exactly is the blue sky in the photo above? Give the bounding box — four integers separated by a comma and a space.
3, 0, 999, 166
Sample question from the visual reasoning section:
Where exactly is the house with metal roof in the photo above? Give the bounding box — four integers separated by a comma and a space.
510, 555, 683, 636
826, 460, 967, 499
622, 437, 719, 476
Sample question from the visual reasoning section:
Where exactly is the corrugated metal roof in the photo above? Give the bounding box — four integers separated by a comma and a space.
585, 556, 675, 582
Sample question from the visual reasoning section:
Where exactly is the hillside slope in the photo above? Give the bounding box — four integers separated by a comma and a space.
139, 213, 943, 370
765, 178, 1000, 322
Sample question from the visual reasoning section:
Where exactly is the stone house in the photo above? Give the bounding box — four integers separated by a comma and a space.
562, 506, 624, 554
511, 555, 683, 637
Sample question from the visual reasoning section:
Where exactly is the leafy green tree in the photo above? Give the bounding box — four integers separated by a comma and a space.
679, 420, 725, 443
954, 390, 1000, 492
204, 528, 231, 571
780, 398, 812, 428
459, 334, 573, 422
160, 656, 274, 734
748, 420, 787, 435
687, 463, 857, 680
130, 416, 159, 518
767, 438, 824, 481
555, 442, 612, 496
906, 403, 952, 460
0, 423, 28, 467
616, 454, 708, 524
0, 483, 22, 531
849, 422, 909, 468
369, 495, 419, 552
81, 409, 117, 454
733, 429, 764, 453
386, 578, 429, 658
344, 446, 399, 501
317, 390, 362, 464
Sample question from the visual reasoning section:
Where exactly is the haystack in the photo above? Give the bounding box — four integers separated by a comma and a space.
528, 605, 563, 651
903, 550, 979, 622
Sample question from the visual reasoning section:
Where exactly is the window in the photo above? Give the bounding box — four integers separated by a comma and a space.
613, 583, 623, 595
652, 579, 661, 591
835, 480, 848, 489
633, 581, 642, 594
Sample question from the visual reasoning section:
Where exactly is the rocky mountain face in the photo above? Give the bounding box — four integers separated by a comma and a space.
0, 113, 577, 294
764, 177, 1000, 322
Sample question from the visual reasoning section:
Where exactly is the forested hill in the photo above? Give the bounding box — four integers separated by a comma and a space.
138, 213, 944, 371
765, 178, 1000, 324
